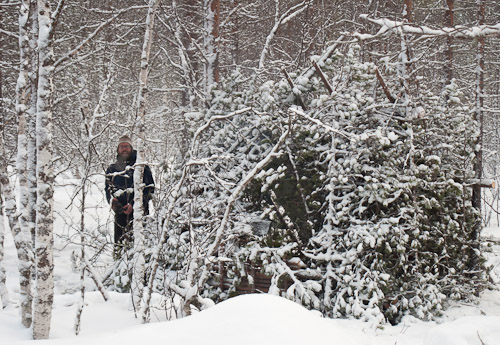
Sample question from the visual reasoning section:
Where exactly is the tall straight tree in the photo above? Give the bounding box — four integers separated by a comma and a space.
33, 0, 57, 339
444, 0, 454, 85
471, 0, 485, 271
15, 0, 34, 328
132, 0, 160, 312
0, 187, 8, 308
27, 0, 38, 248
0, 0, 35, 327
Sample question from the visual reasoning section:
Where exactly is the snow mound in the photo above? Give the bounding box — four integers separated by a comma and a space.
137, 294, 360, 345
76, 294, 363, 345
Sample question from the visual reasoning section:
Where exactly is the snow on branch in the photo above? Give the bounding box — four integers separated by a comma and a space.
289, 107, 353, 139
191, 107, 252, 151
204, 115, 293, 260
357, 14, 500, 40
258, 0, 311, 69
54, 6, 147, 69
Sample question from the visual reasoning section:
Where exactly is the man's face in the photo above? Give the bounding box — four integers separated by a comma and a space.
117, 143, 132, 159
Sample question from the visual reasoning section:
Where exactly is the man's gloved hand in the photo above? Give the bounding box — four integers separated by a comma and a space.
122, 203, 133, 215
111, 198, 122, 213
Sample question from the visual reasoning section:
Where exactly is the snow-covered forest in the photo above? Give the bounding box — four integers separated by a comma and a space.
1, 0, 500, 341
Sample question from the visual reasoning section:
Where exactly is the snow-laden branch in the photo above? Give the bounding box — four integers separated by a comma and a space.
205, 118, 292, 259
357, 14, 500, 40
0, 28, 19, 39
289, 107, 353, 139
301, 35, 345, 82
83, 256, 110, 302
54, 6, 146, 69
140, 107, 250, 322
258, 0, 311, 69
191, 107, 252, 151
194, 116, 293, 302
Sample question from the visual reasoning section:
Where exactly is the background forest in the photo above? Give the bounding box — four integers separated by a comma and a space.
1, 0, 500, 339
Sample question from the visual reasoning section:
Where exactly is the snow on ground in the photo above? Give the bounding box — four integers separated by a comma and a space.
1, 178, 500, 345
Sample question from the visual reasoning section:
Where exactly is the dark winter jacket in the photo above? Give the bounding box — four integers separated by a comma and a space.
105, 150, 154, 212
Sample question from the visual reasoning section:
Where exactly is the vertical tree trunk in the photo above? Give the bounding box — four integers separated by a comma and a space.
33, 0, 55, 339
28, 0, 39, 248
132, 0, 160, 313
400, 0, 414, 118
471, 0, 485, 272
204, 0, 220, 93
444, 0, 454, 85
74, 180, 86, 335
177, 0, 197, 109
230, 0, 239, 66
15, 0, 34, 328
0, 187, 9, 309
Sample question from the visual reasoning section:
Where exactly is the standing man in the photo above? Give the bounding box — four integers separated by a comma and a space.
105, 135, 154, 256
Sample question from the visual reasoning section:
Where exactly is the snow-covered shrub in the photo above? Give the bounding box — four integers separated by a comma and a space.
153, 45, 486, 324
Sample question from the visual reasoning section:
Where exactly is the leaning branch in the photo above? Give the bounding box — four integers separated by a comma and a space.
195, 116, 293, 298
375, 67, 396, 103
83, 256, 110, 302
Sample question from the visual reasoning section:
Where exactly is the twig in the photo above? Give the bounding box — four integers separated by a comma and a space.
477, 330, 486, 345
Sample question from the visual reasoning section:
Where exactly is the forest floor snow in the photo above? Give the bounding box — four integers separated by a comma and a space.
1, 179, 500, 345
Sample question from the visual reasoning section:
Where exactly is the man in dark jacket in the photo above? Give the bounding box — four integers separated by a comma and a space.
105, 135, 154, 255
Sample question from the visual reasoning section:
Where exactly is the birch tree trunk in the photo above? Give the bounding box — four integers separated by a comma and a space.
33, 0, 55, 339
15, 0, 34, 327
0, 2, 35, 320
132, 0, 159, 313
28, 0, 39, 248
74, 179, 86, 335
0, 188, 9, 309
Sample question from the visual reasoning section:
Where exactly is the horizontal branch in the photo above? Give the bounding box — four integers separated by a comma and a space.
467, 179, 496, 189
358, 14, 500, 40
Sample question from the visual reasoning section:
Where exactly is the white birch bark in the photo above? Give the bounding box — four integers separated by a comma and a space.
132, 0, 160, 313
33, 0, 55, 339
28, 0, 39, 247
74, 181, 86, 335
0, 189, 9, 309
0, 0, 35, 323
15, 0, 34, 327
